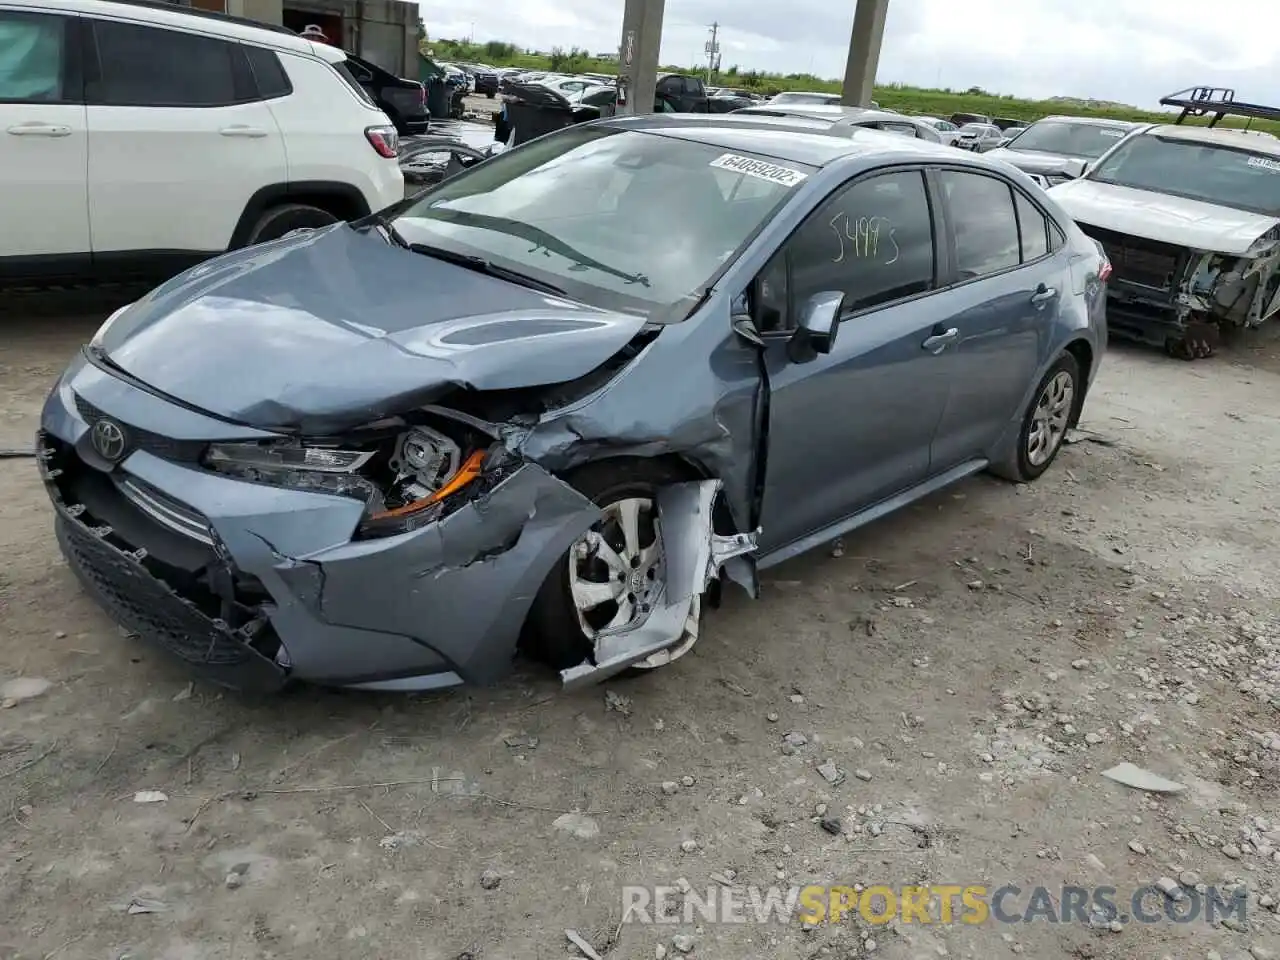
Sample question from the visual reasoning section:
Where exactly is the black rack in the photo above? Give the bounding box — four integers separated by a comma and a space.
1159, 87, 1280, 127
107, 0, 298, 37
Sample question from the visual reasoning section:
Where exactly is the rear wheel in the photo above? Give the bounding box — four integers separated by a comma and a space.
990, 352, 1080, 483
244, 203, 338, 246
526, 460, 699, 674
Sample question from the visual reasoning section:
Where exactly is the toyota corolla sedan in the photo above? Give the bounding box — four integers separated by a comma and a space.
38, 115, 1109, 695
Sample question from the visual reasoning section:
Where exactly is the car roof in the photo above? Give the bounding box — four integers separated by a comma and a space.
1144, 124, 1280, 156
23, 0, 347, 62
735, 104, 915, 126
1031, 115, 1139, 129
600, 114, 991, 168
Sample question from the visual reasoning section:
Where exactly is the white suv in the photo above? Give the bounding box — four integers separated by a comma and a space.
0, 0, 404, 286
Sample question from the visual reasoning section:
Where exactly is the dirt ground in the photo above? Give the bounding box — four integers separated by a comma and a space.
4, 293, 1280, 960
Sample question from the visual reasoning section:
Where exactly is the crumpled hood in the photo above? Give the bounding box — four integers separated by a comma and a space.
985, 148, 1081, 175
96, 224, 649, 434
1049, 178, 1280, 256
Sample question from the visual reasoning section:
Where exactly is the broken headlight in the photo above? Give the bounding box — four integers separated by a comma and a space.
202, 426, 492, 539
203, 441, 381, 503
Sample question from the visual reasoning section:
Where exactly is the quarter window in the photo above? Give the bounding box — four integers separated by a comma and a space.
940, 170, 1020, 279
90, 21, 243, 107
0, 11, 66, 102
785, 169, 937, 319
1014, 190, 1050, 262
243, 45, 292, 99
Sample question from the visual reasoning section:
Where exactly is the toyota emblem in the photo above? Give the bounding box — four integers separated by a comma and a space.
90, 418, 129, 463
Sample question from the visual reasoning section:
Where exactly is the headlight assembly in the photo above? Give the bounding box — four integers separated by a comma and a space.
202, 426, 495, 539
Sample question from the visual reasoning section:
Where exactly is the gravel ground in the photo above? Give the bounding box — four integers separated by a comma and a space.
4, 296, 1280, 960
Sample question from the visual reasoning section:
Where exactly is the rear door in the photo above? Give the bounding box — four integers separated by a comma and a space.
0, 8, 90, 263
929, 169, 1063, 470
83, 17, 288, 256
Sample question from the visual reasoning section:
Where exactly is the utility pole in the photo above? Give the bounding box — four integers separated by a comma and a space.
616, 0, 665, 116
704, 22, 719, 84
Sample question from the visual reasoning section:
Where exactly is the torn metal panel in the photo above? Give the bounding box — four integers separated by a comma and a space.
560, 480, 758, 691
290, 463, 601, 686
513, 305, 767, 534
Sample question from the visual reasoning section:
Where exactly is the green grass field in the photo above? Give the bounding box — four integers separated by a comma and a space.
428, 38, 1280, 135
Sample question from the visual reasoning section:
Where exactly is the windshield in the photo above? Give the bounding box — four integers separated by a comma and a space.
1006, 120, 1130, 159
1088, 134, 1280, 216
393, 126, 808, 318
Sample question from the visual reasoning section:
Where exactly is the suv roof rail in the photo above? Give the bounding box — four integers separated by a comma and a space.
104, 0, 299, 37
1159, 87, 1280, 127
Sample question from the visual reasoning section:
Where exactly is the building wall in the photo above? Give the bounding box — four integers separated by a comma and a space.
170, 0, 417, 77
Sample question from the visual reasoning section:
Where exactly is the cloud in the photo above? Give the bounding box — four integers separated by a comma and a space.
421, 0, 1280, 110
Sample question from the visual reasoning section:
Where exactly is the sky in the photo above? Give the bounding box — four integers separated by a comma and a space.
422, 0, 1280, 110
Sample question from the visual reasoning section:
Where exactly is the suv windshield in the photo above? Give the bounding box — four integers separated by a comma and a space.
1088, 133, 1280, 216
1006, 120, 1130, 159
393, 126, 807, 317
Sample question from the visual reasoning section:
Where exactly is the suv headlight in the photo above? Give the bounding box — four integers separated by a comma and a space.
202, 429, 493, 539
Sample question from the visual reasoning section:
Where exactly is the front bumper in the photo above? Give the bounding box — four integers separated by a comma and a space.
38, 353, 600, 692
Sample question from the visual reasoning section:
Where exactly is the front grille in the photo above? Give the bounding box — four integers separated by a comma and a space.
73, 394, 208, 463
1077, 225, 1186, 294
57, 513, 251, 666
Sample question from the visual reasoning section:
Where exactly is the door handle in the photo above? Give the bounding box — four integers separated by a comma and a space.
1031, 286, 1058, 307
6, 123, 71, 137
219, 125, 268, 138
922, 327, 959, 353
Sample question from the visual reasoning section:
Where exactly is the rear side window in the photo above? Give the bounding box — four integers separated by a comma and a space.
333, 59, 376, 105
88, 20, 250, 107
1013, 191, 1050, 262
244, 45, 292, 99
0, 10, 69, 103
939, 170, 1020, 279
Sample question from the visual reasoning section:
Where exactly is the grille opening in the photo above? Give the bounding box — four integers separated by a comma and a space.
1077, 224, 1187, 294
40, 433, 282, 665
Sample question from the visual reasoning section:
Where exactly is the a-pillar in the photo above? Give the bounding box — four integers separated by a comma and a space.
616, 0, 665, 116
841, 0, 889, 107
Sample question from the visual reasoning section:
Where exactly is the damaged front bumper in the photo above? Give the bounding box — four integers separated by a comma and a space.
39, 358, 757, 693
38, 361, 603, 692
1080, 224, 1280, 348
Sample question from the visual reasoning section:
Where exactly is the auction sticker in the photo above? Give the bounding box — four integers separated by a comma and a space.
710, 153, 809, 187
1247, 156, 1280, 173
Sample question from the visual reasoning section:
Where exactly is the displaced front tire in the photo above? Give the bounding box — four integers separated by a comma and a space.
990, 352, 1080, 483
526, 460, 698, 674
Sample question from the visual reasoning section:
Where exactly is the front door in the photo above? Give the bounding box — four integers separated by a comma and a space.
0, 9, 90, 263
754, 168, 955, 556
929, 170, 1061, 469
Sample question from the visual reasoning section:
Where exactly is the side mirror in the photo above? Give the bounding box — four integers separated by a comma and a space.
1061, 158, 1088, 179
788, 290, 845, 361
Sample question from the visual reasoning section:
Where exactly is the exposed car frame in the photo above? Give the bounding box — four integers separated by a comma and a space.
1049, 86, 1280, 359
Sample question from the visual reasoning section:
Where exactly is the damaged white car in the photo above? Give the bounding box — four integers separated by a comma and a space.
1049, 87, 1280, 359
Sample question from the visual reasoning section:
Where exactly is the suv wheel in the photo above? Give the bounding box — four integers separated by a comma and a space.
245, 204, 339, 246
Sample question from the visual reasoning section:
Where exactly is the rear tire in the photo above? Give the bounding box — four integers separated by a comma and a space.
244, 203, 339, 246
526, 459, 695, 672
990, 352, 1080, 483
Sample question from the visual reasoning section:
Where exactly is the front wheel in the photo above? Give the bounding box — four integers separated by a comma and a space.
991, 352, 1080, 483
526, 461, 699, 674
244, 203, 338, 246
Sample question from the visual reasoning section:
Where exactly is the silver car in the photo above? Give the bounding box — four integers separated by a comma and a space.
39, 115, 1108, 694
732, 103, 946, 143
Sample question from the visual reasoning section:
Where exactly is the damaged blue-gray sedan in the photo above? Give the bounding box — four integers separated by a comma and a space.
37, 114, 1109, 694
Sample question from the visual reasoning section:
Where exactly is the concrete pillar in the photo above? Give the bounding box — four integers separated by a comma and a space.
616, 0, 664, 116
841, 0, 888, 107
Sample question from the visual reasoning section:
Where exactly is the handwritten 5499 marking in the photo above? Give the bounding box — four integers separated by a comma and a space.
829, 213, 900, 266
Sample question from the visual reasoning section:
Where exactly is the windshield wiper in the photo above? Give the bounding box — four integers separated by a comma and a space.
421, 208, 651, 288
404, 240, 567, 295
371, 214, 413, 250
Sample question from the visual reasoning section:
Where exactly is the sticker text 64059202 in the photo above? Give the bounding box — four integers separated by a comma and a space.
709, 153, 809, 188
1247, 156, 1280, 173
